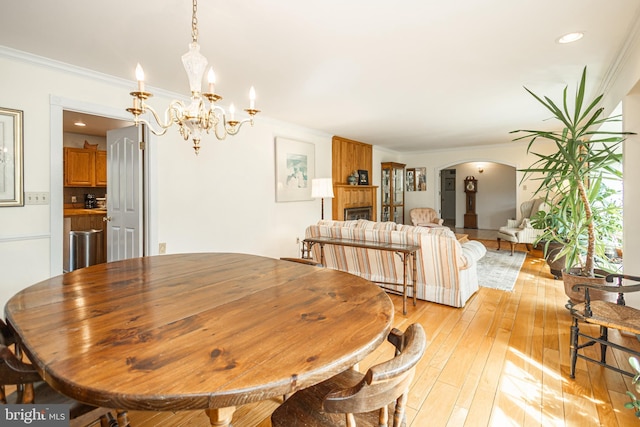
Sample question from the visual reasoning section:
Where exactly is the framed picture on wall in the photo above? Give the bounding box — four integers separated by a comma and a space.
357, 169, 369, 185
406, 168, 416, 191
0, 107, 24, 207
415, 167, 426, 191
275, 137, 315, 202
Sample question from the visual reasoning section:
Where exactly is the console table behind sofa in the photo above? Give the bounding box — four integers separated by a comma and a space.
304, 235, 419, 315
305, 219, 487, 308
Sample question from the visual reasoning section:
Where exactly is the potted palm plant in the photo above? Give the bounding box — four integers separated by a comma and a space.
512, 67, 633, 304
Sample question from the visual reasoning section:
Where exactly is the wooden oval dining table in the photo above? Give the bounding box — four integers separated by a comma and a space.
5, 253, 394, 427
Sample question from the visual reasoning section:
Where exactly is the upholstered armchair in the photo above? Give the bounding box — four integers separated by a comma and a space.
497, 198, 547, 255
410, 208, 444, 227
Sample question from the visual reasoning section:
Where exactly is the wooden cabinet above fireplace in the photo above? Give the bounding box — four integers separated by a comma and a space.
332, 136, 378, 221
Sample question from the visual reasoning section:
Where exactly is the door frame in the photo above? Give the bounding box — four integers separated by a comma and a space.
50, 96, 156, 277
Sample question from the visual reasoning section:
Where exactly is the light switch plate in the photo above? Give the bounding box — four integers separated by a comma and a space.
25, 192, 50, 205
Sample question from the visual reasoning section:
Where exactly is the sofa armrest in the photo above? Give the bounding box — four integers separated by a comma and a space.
460, 240, 487, 269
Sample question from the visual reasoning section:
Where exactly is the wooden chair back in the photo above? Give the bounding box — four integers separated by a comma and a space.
0, 344, 41, 404
569, 274, 640, 380
0, 319, 124, 426
323, 323, 426, 426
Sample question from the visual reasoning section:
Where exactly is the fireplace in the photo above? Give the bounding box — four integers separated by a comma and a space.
344, 206, 373, 221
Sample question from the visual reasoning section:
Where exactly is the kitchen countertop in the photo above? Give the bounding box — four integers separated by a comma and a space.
64, 208, 107, 216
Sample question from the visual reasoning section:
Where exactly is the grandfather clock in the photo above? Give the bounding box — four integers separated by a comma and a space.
463, 176, 478, 229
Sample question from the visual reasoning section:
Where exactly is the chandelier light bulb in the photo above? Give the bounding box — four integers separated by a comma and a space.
207, 68, 216, 93
229, 103, 235, 121
135, 63, 145, 92
249, 86, 256, 110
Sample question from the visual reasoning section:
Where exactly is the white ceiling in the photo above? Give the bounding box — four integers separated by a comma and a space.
2, 0, 640, 151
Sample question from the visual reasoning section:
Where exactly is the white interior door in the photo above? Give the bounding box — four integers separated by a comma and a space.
441, 169, 456, 222
106, 125, 144, 261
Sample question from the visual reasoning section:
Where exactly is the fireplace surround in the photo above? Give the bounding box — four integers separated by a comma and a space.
344, 206, 372, 220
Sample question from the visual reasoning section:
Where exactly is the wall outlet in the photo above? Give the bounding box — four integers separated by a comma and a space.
296, 237, 300, 245
159, 242, 167, 254
71, 195, 77, 203
25, 192, 50, 205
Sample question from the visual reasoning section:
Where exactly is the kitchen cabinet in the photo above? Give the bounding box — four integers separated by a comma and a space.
68, 212, 106, 231
95, 150, 107, 187
64, 147, 107, 187
381, 162, 405, 224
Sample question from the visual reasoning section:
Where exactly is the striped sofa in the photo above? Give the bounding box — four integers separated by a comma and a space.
305, 219, 486, 308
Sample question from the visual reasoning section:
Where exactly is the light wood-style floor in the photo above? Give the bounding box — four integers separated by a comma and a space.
125, 239, 640, 426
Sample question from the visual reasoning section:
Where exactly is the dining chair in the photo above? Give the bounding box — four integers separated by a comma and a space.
0, 320, 126, 427
271, 323, 427, 427
569, 274, 640, 379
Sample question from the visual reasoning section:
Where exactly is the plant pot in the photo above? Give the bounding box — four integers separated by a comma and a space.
545, 241, 565, 280
561, 268, 617, 306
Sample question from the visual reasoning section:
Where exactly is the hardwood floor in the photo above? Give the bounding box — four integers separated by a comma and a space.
125, 240, 640, 426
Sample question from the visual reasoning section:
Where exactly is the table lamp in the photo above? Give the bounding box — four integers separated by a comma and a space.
311, 178, 334, 220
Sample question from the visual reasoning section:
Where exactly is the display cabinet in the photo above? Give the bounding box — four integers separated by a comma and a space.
381, 162, 405, 223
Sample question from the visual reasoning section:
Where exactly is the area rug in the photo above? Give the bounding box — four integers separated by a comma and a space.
476, 248, 526, 291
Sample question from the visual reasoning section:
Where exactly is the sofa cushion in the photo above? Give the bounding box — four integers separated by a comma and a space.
317, 220, 358, 228
354, 219, 397, 230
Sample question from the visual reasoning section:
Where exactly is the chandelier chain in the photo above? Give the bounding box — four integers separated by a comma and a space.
191, 0, 199, 43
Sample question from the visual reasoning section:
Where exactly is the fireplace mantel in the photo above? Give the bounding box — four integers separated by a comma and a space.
332, 136, 378, 221
332, 184, 377, 221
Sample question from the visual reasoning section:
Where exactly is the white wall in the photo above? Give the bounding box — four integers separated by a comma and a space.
0, 49, 332, 311
623, 85, 640, 308
606, 21, 640, 308
452, 162, 516, 230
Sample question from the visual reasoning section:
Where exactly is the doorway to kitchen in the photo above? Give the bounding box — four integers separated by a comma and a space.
62, 111, 131, 271
50, 97, 153, 277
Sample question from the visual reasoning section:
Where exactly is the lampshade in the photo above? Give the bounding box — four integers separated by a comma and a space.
312, 178, 334, 198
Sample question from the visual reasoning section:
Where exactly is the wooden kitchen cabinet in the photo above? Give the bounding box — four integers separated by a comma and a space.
95, 150, 107, 186
64, 147, 106, 187
69, 213, 105, 231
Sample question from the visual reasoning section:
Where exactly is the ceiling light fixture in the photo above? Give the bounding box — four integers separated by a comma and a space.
126, 0, 260, 154
74, 121, 86, 127
557, 32, 584, 44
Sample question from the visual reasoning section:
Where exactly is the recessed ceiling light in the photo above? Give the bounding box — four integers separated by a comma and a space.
557, 32, 584, 44
74, 120, 86, 127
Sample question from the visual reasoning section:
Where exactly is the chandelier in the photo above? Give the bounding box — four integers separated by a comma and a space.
126, 0, 260, 154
